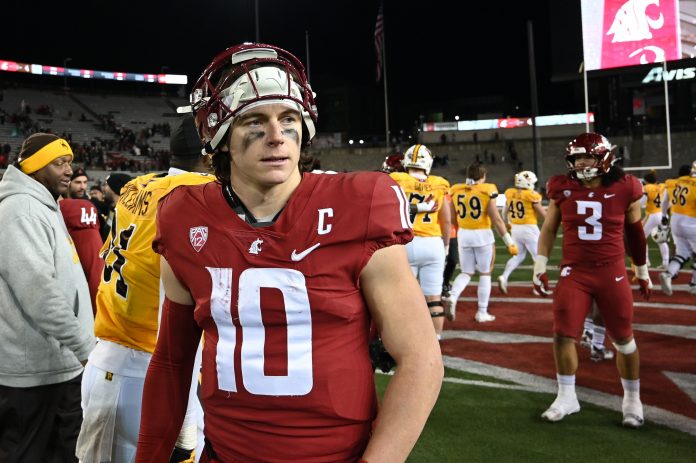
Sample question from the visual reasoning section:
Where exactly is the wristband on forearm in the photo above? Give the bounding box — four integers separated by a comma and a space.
533, 255, 548, 276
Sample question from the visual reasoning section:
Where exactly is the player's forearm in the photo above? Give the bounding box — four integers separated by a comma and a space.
363, 351, 443, 462
136, 299, 201, 462
537, 228, 556, 258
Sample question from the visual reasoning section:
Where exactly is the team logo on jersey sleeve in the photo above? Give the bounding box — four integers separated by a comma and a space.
189, 226, 209, 252
563, 190, 571, 198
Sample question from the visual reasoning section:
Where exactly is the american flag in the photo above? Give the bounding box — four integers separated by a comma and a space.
374, 2, 384, 82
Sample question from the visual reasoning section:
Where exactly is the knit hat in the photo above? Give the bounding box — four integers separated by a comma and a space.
71, 167, 89, 181
170, 115, 204, 159
18, 133, 73, 174
105, 173, 133, 194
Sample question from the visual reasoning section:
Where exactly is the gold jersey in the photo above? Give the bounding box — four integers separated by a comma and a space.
389, 172, 450, 237
95, 171, 215, 352
504, 188, 542, 225
449, 182, 499, 230
643, 183, 665, 215
671, 176, 696, 218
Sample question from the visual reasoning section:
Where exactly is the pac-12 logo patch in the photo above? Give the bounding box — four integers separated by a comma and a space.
189, 226, 208, 252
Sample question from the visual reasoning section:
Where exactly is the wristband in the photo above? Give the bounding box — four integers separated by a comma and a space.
635, 264, 649, 280
533, 255, 548, 275
416, 200, 435, 213
502, 233, 514, 247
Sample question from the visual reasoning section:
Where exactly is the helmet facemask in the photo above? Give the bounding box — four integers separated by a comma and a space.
181, 43, 318, 155
565, 133, 615, 181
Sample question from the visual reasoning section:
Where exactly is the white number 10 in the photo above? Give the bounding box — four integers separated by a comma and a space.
206, 267, 313, 396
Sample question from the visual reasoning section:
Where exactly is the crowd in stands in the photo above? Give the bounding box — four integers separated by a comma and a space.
0, 102, 172, 172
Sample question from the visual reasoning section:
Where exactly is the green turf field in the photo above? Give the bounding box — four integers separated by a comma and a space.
375, 368, 696, 463
381, 235, 696, 462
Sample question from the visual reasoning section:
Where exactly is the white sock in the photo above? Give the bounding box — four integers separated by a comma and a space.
667, 260, 680, 277
477, 275, 491, 312
450, 272, 471, 302
621, 378, 641, 400
592, 325, 606, 350
583, 317, 594, 335
557, 374, 576, 398
501, 251, 525, 280
658, 242, 670, 267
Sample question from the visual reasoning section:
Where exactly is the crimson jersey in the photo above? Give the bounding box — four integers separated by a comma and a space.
152, 172, 412, 462
547, 174, 642, 267
60, 198, 104, 312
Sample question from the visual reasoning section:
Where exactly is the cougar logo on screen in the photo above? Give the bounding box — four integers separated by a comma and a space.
606, 0, 664, 43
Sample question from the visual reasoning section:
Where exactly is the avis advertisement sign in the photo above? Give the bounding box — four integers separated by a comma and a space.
582, 0, 681, 71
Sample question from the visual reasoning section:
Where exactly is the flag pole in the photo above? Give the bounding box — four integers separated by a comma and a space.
381, 8, 390, 149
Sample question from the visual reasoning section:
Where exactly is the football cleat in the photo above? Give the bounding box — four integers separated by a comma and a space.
497, 275, 508, 295
622, 397, 645, 428
580, 330, 593, 349
541, 395, 581, 422
590, 345, 615, 362
659, 272, 673, 296
474, 312, 496, 323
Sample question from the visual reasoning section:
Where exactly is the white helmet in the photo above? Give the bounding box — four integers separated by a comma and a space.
402, 144, 433, 176
514, 171, 538, 190
651, 224, 670, 244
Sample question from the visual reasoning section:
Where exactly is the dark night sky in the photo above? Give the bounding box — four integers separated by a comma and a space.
3, 0, 584, 135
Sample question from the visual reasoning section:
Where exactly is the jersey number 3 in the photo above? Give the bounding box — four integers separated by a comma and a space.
206, 267, 313, 396
576, 200, 602, 241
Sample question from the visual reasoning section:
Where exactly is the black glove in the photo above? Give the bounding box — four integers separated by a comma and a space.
169, 447, 194, 463
369, 338, 396, 373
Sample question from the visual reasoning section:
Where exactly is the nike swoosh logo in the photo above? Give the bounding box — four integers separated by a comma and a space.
604, 194, 616, 198
291, 243, 321, 262
615, 276, 624, 282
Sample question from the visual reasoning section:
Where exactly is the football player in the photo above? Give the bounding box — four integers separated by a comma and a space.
59, 195, 104, 312
533, 132, 651, 428
640, 170, 669, 269
445, 163, 518, 322
497, 170, 546, 294
390, 144, 451, 338
76, 116, 215, 462
135, 43, 443, 463
659, 161, 696, 295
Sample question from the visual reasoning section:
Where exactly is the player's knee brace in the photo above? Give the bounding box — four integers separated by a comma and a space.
427, 300, 445, 317
670, 254, 689, 269
612, 338, 637, 355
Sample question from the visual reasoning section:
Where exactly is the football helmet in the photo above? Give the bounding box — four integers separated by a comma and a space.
565, 132, 616, 180
651, 224, 670, 244
381, 153, 404, 173
402, 144, 433, 176
691, 160, 696, 177
180, 43, 318, 154
514, 170, 538, 190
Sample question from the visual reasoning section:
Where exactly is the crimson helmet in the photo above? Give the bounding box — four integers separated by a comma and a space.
565, 132, 616, 180
381, 153, 404, 173
179, 43, 318, 154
